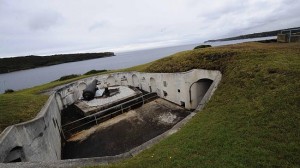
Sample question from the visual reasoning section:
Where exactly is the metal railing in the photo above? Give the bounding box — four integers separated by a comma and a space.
280, 28, 300, 43
62, 92, 158, 138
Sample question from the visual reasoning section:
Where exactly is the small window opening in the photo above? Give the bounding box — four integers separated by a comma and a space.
10, 158, 22, 163
163, 91, 168, 97
163, 81, 167, 87
121, 76, 127, 81
180, 101, 185, 107
4, 146, 24, 163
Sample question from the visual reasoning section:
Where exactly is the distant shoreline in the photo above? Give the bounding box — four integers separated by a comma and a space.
0, 52, 115, 74
204, 26, 299, 43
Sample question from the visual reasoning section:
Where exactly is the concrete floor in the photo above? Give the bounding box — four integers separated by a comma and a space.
62, 98, 190, 159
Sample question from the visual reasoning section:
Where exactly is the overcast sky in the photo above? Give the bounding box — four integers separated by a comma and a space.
0, 0, 299, 57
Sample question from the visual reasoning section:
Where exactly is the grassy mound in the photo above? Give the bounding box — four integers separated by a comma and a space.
0, 42, 299, 167
103, 42, 300, 167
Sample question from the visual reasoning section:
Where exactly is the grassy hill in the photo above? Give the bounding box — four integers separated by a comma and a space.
103, 42, 300, 167
0, 42, 299, 167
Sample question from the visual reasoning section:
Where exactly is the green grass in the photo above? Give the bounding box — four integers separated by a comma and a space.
0, 94, 48, 131
95, 42, 299, 167
0, 42, 299, 167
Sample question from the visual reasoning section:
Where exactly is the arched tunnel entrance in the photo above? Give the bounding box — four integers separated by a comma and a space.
189, 78, 213, 109
4, 146, 25, 163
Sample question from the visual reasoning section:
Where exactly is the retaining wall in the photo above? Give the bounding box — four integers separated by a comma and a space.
0, 94, 62, 162
0, 69, 221, 164
56, 69, 222, 110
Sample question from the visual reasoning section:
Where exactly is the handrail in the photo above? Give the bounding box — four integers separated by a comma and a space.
62, 92, 156, 127
62, 93, 158, 135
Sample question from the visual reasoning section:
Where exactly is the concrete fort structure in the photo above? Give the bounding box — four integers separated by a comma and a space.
0, 69, 221, 166
60, 69, 221, 110
277, 28, 300, 43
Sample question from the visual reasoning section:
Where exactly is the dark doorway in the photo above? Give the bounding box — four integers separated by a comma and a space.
190, 79, 213, 109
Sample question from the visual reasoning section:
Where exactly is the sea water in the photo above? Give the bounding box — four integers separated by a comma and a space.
0, 36, 276, 93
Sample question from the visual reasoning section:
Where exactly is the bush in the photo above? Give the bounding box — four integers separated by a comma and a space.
4, 89, 14, 94
194, 45, 212, 49
57, 74, 80, 81
84, 69, 107, 75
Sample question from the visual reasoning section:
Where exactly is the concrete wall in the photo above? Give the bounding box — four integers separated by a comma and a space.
0, 94, 62, 163
55, 69, 222, 110
0, 69, 222, 163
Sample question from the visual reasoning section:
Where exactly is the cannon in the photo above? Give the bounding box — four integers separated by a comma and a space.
82, 79, 98, 100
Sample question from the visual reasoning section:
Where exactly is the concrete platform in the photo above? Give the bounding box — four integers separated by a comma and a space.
74, 86, 142, 116
62, 98, 190, 159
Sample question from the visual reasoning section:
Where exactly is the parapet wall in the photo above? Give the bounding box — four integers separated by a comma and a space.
0, 69, 222, 163
0, 94, 62, 162
57, 69, 222, 110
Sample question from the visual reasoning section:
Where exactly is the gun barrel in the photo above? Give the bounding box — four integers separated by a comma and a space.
82, 79, 98, 100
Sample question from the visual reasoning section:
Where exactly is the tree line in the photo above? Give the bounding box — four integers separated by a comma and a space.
0, 52, 115, 74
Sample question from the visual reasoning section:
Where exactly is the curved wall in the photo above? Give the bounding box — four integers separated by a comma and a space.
0, 69, 222, 163
0, 94, 62, 162
56, 69, 222, 110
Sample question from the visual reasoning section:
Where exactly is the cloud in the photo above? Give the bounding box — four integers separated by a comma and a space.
0, 0, 299, 57
28, 11, 64, 31
89, 21, 108, 32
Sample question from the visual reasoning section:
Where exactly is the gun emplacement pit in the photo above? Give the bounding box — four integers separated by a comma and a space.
62, 98, 190, 159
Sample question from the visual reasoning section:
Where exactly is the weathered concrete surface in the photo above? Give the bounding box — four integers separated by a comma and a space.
62, 98, 190, 159
75, 86, 142, 116
0, 94, 62, 163
0, 111, 198, 168
55, 69, 222, 110
0, 69, 222, 166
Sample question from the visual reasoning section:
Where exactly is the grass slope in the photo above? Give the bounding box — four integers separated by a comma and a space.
98, 42, 299, 167
0, 42, 299, 167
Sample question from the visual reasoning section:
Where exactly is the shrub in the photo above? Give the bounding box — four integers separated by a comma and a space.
194, 45, 212, 49
57, 74, 80, 81
4, 89, 14, 94
84, 69, 107, 75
